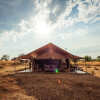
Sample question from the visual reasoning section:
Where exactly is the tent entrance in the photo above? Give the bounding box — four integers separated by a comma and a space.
36, 59, 60, 72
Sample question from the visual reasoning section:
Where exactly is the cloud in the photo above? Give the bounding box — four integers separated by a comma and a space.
56, 27, 88, 41
0, 0, 100, 57
0, 0, 53, 45
77, 0, 100, 23
0, 0, 99, 41
53, 0, 100, 26
48, 0, 100, 33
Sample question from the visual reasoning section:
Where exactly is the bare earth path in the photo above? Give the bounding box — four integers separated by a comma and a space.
0, 73, 100, 100
0, 64, 29, 76
0, 74, 37, 100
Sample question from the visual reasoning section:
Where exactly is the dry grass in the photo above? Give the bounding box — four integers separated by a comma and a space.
0, 74, 37, 100
77, 61, 100, 66
0, 60, 100, 77
74, 61, 100, 78
0, 61, 29, 76
0, 60, 100, 100
0, 73, 100, 100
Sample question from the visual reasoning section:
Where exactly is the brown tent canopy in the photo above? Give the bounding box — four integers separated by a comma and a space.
19, 43, 82, 60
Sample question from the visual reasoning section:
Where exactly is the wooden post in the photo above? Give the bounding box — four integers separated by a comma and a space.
28, 60, 31, 72
84, 59, 87, 72
65, 58, 70, 72
32, 58, 36, 72
32, 59, 34, 72
25, 62, 26, 72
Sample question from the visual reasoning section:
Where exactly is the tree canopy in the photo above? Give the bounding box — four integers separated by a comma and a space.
84, 56, 92, 61
1, 54, 10, 61
96, 56, 100, 61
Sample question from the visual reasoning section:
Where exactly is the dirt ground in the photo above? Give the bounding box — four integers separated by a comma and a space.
79, 65, 100, 77
0, 61, 29, 76
77, 61, 100, 77
0, 61, 100, 100
0, 73, 100, 100
0, 60, 100, 77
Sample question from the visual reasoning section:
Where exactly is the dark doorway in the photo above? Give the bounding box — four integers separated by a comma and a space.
36, 59, 60, 72
66, 59, 70, 69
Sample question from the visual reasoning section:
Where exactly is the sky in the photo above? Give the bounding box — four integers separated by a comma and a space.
0, 0, 100, 59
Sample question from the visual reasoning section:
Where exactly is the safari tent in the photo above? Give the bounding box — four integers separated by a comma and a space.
19, 43, 82, 72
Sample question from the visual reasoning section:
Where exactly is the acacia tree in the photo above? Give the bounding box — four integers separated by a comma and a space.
96, 56, 100, 61
1, 54, 10, 61
84, 56, 92, 62
84, 56, 92, 72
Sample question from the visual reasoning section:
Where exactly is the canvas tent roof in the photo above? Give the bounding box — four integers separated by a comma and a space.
19, 43, 82, 60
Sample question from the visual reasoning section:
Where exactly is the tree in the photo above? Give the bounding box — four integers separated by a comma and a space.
1, 54, 10, 61
84, 56, 92, 62
96, 56, 100, 61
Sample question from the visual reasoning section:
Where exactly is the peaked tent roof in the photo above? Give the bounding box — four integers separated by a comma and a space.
19, 43, 82, 59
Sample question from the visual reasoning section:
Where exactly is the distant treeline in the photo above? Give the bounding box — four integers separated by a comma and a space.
0, 54, 10, 61
0, 53, 24, 61
84, 56, 100, 62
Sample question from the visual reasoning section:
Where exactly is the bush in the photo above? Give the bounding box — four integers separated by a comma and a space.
96, 56, 100, 61
1, 55, 10, 61
84, 56, 92, 62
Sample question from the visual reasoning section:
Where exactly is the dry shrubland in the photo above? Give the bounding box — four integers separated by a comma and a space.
0, 73, 100, 100
0, 60, 29, 76
0, 60, 100, 100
